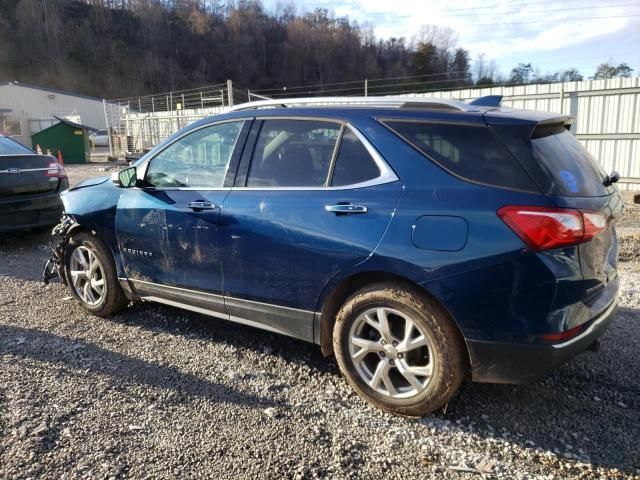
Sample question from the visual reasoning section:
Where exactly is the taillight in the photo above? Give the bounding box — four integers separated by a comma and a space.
46, 161, 66, 179
582, 211, 608, 241
541, 323, 585, 343
497, 206, 608, 251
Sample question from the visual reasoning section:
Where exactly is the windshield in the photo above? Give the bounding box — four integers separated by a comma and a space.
0, 136, 34, 155
531, 125, 611, 197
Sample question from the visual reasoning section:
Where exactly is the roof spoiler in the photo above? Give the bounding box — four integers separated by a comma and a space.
469, 95, 503, 107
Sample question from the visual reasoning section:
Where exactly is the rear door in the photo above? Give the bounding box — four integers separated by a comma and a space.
218, 118, 402, 340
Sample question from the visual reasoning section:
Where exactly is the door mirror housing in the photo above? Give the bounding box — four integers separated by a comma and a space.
603, 170, 620, 187
112, 166, 138, 188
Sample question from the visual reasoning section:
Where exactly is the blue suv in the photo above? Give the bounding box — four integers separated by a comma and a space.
44, 97, 622, 415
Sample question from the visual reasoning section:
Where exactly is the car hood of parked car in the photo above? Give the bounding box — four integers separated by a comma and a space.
67, 176, 109, 192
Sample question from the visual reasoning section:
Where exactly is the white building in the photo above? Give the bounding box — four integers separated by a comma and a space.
0, 81, 105, 147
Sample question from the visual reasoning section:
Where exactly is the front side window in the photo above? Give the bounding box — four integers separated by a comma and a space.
145, 121, 243, 188
247, 119, 341, 187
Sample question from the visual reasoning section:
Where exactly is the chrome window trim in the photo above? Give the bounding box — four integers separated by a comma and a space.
134, 117, 398, 192
238, 121, 398, 191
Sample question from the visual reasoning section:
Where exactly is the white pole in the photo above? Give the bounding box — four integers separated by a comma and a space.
227, 80, 234, 107
102, 99, 113, 157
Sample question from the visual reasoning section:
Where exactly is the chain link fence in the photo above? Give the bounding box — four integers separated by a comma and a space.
103, 81, 234, 158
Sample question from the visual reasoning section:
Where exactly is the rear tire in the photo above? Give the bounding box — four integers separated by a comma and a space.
333, 282, 467, 416
64, 232, 128, 316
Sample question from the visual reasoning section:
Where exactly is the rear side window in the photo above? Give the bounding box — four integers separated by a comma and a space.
0, 137, 33, 155
530, 125, 610, 197
331, 129, 380, 186
382, 120, 537, 192
247, 119, 341, 187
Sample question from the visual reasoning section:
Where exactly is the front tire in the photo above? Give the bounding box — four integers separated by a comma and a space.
333, 282, 467, 416
64, 232, 128, 316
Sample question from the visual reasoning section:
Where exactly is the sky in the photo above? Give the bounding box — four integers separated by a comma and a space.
263, 0, 640, 79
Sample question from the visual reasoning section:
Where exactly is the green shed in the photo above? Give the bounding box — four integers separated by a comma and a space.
31, 116, 91, 164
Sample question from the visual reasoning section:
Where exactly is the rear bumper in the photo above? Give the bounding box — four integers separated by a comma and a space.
467, 298, 618, 383
0, 191, 63, 232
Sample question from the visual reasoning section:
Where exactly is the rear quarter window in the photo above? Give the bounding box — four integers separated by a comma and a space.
382, 120, 537, 192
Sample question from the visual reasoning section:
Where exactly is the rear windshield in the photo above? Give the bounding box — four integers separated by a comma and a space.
530, 124, 610, 197
382, 120, 538, 192
0, 137, 33, 155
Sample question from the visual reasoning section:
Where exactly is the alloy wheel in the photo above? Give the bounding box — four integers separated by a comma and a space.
348, 307, 435, 399
69, 245, 106, 306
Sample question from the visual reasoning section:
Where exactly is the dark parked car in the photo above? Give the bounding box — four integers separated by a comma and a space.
0, 135, 67, 233
43, 97, 622, 415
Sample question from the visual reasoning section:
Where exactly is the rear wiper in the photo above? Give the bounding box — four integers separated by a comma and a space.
602, 171, 620, 187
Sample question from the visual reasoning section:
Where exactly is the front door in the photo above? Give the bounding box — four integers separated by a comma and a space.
116, 120, 249, 300
218, 119, 402, 340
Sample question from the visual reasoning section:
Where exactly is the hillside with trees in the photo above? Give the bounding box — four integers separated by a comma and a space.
0, 0, 633, 99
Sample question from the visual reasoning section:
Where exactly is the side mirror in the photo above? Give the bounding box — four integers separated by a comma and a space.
603, 170, 620, 187
610, 170, 620, 184
112, 166, 137, 188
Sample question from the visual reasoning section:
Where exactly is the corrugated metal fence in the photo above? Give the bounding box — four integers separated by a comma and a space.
107, 77, 640, 189
413, 76, 640, 190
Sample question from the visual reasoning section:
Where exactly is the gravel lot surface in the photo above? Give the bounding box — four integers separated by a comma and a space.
1, 165, 639, 479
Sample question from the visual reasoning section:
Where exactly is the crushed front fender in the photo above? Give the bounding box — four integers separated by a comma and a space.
42, 214, 76, 285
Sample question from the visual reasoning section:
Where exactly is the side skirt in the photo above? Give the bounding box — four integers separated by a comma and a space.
122, 278, 315, 342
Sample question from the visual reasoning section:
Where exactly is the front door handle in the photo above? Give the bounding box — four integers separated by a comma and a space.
325, 204, 368, 214
187, 201, 216, 211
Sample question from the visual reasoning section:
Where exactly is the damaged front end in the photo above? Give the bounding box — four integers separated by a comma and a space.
43, 214, 76, 285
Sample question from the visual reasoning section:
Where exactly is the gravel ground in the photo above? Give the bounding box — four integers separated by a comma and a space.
1, 166, 639, 479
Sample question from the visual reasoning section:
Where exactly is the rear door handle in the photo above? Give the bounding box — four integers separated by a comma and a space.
187, 201, 216, 211
325, 204, 368, 214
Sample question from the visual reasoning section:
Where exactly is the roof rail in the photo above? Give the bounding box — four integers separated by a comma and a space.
227, 96, 480, 113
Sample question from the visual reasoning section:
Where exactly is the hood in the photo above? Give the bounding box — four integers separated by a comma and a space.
67, 176, 110, 191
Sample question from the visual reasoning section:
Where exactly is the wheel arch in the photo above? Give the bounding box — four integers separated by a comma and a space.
315, 270, 470, 365
63, 215, 127, 279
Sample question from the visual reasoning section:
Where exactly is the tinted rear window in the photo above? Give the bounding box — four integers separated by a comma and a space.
0, 137, 33, 155
383, 121, 537, 192
530, 125, 610, 197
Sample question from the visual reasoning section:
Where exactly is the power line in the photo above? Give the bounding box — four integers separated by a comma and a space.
465, 13, 640, 26
251, 54, 634, 96
253, 71, 472, 94
417, 1, 639, 17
